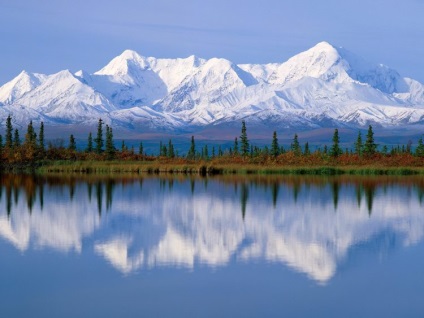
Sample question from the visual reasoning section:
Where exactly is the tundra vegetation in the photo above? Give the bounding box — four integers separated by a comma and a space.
2, 116, 424, 175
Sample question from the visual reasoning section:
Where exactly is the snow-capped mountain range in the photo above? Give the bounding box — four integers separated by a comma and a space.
1, 177, 423, 283
1, 41, 424, 134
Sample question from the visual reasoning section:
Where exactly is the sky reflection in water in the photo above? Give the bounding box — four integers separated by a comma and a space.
1, 174, 424, 285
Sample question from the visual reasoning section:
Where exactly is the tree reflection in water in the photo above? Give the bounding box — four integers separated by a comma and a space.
1, 174, 424, 283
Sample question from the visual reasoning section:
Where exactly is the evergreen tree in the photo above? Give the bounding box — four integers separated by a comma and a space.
330, 129, 342, 157
25, 120, 37, 146
304, 142, 310, 156
291, 134, 301, 156
354, 131, 363, 156
254, 146, 261, 157
5, 114, 13, 149
121, 140, 127, 152
23, 121, 37, 161
240, 120, 249, 157
271, 131, 279, 157
38, 122, 45, 154
187, 136, 196, 160
218, 145, 223, 157
406, 140, 412, 154
168, 139, 175, 158
86, 132, 93, 153
381, 145, 388, 155
203, 145, 209, 159
68, 134, 77, 151
94, 119, 104, 154
416, 137, 424, 157
0, 135, 3, 159
139, 142, 144, 155
161, 144, 168, 157
212, 146, 215, 158
105, 125, 115, 160
363, 125, 377, 156
13, 129, 20, 148
234, 137, 239, 155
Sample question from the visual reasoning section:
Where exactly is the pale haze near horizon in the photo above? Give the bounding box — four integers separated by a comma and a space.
0, 0, 423, 84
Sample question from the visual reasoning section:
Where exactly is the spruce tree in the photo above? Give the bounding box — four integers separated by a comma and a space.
25, 120, 37, 146
5, 115, 13, 149
168, 139, 175, 158
330, 129, 342, 157
139, 142, 144, 155
406, 140, 412, 154
240, 120, 249, 157
234, 137, 239, 155
86, 132, 93, 152
291, 134, 301, 156
187, 136, 196, 160
354, 131, 363, 156
323, 145, 328, 154
363, 125, 377, 156
105, 125, 115, 160
204, 145, 209, 159
162, 145, 167, 157
94, 119, 104, 154
38, 122, 45, 154
304, 142, 310, 156
271, 131, 279, 157
381, 145, 388, 155
416, 137, 424, 157
68, 134, 77, 151
13, 129, 20, 148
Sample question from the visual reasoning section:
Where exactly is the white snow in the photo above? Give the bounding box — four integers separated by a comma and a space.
1, 42, 424, 130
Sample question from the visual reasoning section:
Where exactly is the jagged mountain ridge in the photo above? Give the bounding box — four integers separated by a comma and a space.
1, 41, 424, 133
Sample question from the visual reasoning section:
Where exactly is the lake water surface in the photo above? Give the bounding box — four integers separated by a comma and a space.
1, 174, 423, 317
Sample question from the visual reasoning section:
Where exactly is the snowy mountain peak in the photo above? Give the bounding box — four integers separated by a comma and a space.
0, 42, 423, 132
0, 70, 46, 105
308, 41, 340, 55
264, 42, 348, 85
120, 49, 144, 60
336, 48, 408, 94
95, 49, 149, 78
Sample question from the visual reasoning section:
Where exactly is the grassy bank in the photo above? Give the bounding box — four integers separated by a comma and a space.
32, 160, 424, 176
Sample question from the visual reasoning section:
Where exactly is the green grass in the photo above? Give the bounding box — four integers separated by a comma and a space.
28, 160, 424, 176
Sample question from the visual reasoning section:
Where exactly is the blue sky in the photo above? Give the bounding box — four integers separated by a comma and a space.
1, 0, 423, 84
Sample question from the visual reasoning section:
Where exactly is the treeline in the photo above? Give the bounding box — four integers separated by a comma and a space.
2, 116, 424, 167
0, 116, 154, 165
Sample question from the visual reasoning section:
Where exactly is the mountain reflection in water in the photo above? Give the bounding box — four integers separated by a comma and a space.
1, 174, 423, 283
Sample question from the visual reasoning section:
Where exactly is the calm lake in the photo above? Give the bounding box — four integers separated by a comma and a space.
0, 174, 423, 317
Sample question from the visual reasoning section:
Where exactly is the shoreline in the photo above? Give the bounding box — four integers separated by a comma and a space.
6, 160, 424, 176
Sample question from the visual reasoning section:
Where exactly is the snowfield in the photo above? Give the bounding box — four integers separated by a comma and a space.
1, 42, 424, 133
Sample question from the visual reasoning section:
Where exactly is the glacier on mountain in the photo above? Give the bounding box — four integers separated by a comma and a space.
1, 42, 424, 134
